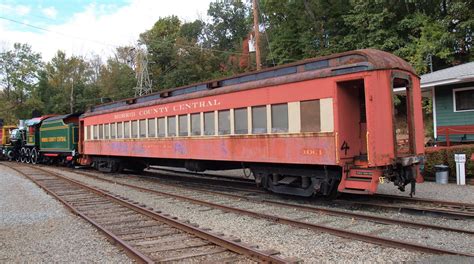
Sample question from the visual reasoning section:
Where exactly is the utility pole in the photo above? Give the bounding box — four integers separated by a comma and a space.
70, 79, 74, 113
252, 0, 261, 70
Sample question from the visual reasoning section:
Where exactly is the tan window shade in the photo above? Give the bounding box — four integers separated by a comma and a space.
301, 100, 321, 132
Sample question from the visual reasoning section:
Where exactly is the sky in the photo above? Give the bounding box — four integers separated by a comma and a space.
0, 0, 212, 61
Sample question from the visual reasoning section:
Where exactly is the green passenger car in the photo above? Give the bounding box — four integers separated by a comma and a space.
40, 114, 80, 156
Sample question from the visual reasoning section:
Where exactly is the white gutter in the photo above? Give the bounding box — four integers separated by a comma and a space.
432, 87, 437, 139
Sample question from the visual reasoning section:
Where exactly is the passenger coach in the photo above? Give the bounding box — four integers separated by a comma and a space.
79, 49, 424, 197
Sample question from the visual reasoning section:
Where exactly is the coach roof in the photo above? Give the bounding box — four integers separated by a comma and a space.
83, 49, 416, 117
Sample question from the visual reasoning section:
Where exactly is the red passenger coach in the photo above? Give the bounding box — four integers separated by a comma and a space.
79, 49, 424, 197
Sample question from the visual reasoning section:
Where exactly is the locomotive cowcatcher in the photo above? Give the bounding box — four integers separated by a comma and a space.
75, 49, 424, 197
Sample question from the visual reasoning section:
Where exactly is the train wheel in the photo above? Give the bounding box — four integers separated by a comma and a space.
25, 148, 31, 164
15, 151, 21, 162
20, 148, 26, 163
31, 149, 38, 164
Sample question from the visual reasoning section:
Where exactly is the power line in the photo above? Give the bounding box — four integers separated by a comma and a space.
0, 16, 117, 48
1, 16, 246, 57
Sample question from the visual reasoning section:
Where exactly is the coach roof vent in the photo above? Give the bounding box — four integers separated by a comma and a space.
126, 98, 137, 105
207, 81, 222, 89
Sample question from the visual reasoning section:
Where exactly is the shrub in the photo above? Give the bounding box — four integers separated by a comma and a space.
424, 145, 474, 180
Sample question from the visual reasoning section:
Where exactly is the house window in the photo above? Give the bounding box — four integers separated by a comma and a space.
148, 119, 156, 137
218, 110, 230, 135
204, 111, 215, 135
234, 108, 248, 134
454, 88, 474, 112
191, 113, 201, 135
252, 106, 267, 134
301, 100, 321, 132
179, 115, 188, 136
168, 116, 176, 137
271, 103, 288, 133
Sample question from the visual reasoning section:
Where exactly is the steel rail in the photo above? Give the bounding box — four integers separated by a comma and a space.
3, 164, 153, 264
42, 166, 474, 257
3, 163, 293, 264
373, 194, 474, 208
335, 200, 474, 219
75, 168, 474, 235
147, 168, 474, 219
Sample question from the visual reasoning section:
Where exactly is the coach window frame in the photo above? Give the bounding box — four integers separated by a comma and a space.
139, 119, 146, 138
147, 118, 156, 137
178, 114, 188, 137
252, 105, 267, 134
218, 110, 231, 135
168, 116, 177, 137
271, 103, 289, 133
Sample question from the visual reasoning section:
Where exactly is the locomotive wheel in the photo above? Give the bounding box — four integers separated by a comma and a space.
20, 148, 26, 163
25, 148, 31, 164
15, 151, 21, 162
31, 149, 38, 164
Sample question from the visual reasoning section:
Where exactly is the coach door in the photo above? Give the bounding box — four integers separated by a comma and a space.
79, 120, 84, 154
392, 75, 416, 156
336, 79, 368, 164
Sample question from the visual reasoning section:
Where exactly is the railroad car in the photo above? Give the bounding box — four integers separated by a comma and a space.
79, 49, 424, 197
38, 113, 81, 164
0, 124, 17, 160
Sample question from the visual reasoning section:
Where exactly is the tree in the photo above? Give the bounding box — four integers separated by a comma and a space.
0, 43, 43, 122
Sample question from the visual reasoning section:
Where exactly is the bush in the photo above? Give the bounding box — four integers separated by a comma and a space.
424, 145, 474, 180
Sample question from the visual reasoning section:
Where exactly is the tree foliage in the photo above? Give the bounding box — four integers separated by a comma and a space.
1, 0, 473, 123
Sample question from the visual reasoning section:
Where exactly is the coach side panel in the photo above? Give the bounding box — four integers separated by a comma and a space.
82, 77, 340, 166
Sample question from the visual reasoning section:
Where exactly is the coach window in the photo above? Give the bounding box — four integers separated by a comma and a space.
111, 123, 116, 139
99, 124, 104, 139
252, 106, 267, 134
117, 122, 123, 138
87, 126, 91, 140
168, 116, 176, 137
139, 119, 146, 138
92, 125, 98, 140
124, 121, 130, 138
271, 104, 289, 133
104, 124, 110, 139
218, 110, 230, 135
148, 118, 156, 137
131, 120, 138, 138
158, 117, 166, 137
300, 100, 321, 132
204, 111, 215, 135
178, 115, 188, 137
191, 113, 201, 136
234, 108, 248, 134
234, 108, 249, 134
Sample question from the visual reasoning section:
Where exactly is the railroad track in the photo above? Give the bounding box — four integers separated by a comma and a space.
2, 162, 293, 264
336, 194, 474, 220
144, 166, 259, 191
36, 165, 474, 257
146, 167, 474, 220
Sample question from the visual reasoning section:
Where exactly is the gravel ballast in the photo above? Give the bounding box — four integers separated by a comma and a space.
0, 164, 132, 263
44, 167, 444, 263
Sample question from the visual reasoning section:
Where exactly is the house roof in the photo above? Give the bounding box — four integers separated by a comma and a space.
421, 61, 474, 89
